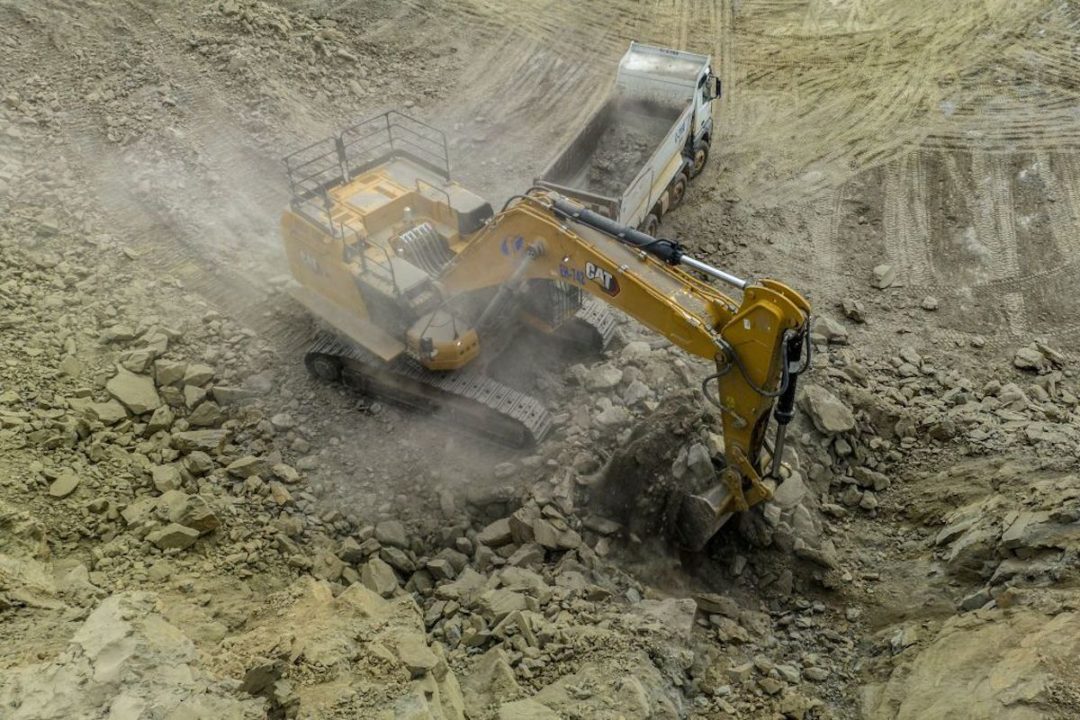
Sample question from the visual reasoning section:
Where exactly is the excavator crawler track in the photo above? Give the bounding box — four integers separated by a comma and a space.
527, 296, 618, 359
305, 332, 552, 447
573, 296, 618, 349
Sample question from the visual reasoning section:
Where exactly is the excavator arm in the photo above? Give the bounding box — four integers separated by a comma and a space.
438, 192, 811, 549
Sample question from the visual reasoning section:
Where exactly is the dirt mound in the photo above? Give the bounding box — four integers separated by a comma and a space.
586, 126, 658, 197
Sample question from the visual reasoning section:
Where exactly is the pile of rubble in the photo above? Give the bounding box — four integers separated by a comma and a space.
0, 288, 859, 720
0, 210, 854, 719
4, 165, 1080, 719
929, 458, 1080, 607
856, 456, 1080, 719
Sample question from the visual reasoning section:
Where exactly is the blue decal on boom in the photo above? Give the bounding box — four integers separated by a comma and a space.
500, 235, 526, 257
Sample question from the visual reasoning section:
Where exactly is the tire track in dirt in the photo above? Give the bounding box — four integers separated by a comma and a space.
399, 0, 638, 62
831, 144, 1080, 360
969, 152, 1025, 337
728, 0, 1048, 203
674, 0, 690, 50
717, 0, 735, 113
803, 189, 844, 294
882, 151, 933, 287
1029, 151, 1080, 345
919, 2, 1080, 153
976, 156, 1022, 272
1042, 151, 1080, 261
451, 35, 599, 134
641, 0, 676, 52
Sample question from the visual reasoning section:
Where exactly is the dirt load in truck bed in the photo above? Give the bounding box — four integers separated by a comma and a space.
548, 98, 684, 198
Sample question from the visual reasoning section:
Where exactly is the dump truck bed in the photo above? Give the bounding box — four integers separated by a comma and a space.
541, 97, 684, 199
536, 42, 708, 227
537, 95, 692, 225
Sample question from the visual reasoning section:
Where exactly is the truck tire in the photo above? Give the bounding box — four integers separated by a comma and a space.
690, 141, 710, 179
305, 352, 342, 382
668, 172, 689, 209
640, 213, 660, 236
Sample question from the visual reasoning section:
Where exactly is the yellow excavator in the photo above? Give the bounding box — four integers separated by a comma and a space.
280, 111, 810, 549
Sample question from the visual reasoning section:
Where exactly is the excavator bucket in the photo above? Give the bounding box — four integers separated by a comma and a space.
670, 482, 735, 552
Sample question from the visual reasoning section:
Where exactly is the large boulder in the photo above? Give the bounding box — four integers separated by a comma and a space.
585, 364, 623, 391
375, 520, 410, 549
226, 455, 268, 478
155, 360, 188, 387
530, 654, 682, 719
172, 429, 229, 454
146, 523, 200, 550
476, 518, 513, 547
47, 471, 80, 499
106, 367, 161, 415
88, 400, 127, 425
361, 557, 399, 598
461, 648, 522, 718
151, 465, 183, 493
800, 384, 856, 434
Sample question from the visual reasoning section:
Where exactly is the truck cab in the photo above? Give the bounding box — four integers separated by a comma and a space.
616, 41, 718, 162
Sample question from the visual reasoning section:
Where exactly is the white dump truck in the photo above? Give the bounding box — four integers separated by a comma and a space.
537, 42, 720, 234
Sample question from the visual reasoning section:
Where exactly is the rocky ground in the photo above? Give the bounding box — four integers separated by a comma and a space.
2, 1, 1080, 719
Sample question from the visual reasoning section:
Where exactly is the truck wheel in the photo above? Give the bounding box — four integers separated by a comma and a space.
669, 172, 689, 209
690, 141, 710, 179
305, 353, 342, 382
640, 213, 660, 236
